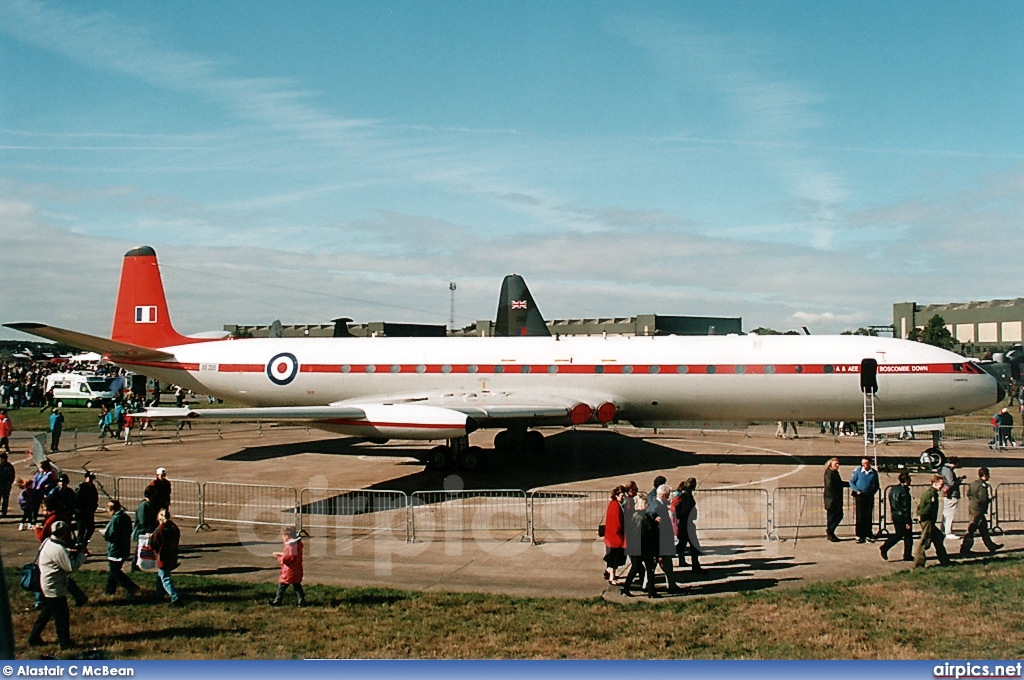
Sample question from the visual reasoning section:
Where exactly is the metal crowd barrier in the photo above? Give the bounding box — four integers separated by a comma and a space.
201, 481, 298, 532
772, 486, 858, 536
528, 489, 609, 543
409, 489, 529, 542
298, 487, 409, 542
116, 475, 203, 530
696, 488, 770, 538
528, 488, 770, 543
878, 484, 977, 533
994, 482, 1024, 531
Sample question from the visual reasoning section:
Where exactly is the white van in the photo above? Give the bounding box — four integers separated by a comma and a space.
44, 372, 117, 408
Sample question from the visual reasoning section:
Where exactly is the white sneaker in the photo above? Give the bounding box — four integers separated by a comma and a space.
945, 534, 959, 540
17, 523, 25, 531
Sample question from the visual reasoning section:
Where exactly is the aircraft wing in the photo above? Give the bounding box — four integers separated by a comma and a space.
368, 390, 614, 426
135, 405, 366, 421
4, 323, 176, 361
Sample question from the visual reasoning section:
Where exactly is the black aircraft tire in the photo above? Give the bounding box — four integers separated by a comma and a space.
426, 445, 452, 470
525, 430, 545, 454
459, 446, 486, 471
920, 447, 946, 470
494, 430, 510, 453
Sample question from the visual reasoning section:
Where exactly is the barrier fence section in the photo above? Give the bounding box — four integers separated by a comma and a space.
773, 485, 860, 536
697, 488, 770, 538
298, 488, 409, 542
878, 484, 980, 533
528, 488, 770, 543
994, 483, 1024, 531
116, 476, 203, 530
529, 489, 608, 544
409, 489, 528, 543
201, 482, 298, 531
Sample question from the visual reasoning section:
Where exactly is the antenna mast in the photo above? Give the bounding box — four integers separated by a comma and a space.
449, 281, 456, 332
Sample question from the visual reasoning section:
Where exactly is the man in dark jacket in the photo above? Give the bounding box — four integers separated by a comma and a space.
960, 467, 1003, 555
102, 500, 139, 596
48, 474, 77, 518
880, 472, 913, 561
823, 457, 844, 542
0, 451, 14, 516
74, 473, 100, 551
913, 475, 951, 568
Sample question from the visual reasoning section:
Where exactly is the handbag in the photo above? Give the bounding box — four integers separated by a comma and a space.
20, 541, 46, 592
597, 523, 606, 538
136, 533, 158, 572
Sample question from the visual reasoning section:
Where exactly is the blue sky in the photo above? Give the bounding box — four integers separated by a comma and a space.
2, 1, 1023, 339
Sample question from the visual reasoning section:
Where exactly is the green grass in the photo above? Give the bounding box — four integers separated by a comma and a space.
6, 554, 1024, 659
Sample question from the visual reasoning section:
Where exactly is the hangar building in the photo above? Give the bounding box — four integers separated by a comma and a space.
893, 299, 1024, 356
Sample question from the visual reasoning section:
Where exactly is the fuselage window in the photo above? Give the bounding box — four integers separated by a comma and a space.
622, 365, 633, 374
794, 365, 804, 373
735, 365, 746, 374
521, 365, 531, 374
676, 365, 688, 374
468, 365, 478, 374
365, 364, 376, 373
594, 365, 605, 374
649, 365, 660, 374
391, 365, 401, 373
823, 364, 834, 374
341, 365, 351, 373
764, 365, 775, 374
548, 365, 558, 374
416, 365, 426, 374
494, 365, 504, 374
706, 365, 717, 374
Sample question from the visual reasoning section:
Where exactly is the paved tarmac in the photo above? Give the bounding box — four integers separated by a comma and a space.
2, 423, 1021, 601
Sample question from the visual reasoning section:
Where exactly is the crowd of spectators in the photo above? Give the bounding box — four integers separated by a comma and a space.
0, 359, 127, 410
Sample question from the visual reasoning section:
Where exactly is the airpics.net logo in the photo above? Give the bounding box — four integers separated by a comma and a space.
934, 662, 1023, 679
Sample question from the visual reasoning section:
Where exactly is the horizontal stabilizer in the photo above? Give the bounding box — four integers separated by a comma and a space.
4, 323, 176, 361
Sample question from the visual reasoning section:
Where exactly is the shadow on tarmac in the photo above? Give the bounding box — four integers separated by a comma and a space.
216, 428, 1024, 495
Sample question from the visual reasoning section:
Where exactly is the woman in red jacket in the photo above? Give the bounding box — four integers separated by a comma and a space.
270, 526, 306, 606
603, 486, 626, 585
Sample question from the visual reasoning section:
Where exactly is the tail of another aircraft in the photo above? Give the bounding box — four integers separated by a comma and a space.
494, 274, 550, 337
111, 246, 200, 348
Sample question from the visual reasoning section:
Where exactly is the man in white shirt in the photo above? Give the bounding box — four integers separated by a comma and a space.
28, 521, 86, 650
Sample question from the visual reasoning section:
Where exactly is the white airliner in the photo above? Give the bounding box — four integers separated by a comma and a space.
6, 246, 1000, 470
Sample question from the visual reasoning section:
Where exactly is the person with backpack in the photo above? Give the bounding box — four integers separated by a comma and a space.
880, 472, 914, 561
913, 475, 951, 568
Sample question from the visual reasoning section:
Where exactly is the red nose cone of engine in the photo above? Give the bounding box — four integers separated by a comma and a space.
596, 402, 616, 423
569, 403, 593, 425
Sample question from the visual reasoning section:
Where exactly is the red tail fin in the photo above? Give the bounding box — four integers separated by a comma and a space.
111, 246, 201, 348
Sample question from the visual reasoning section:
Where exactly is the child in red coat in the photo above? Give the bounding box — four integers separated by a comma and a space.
269, 526, 306, 606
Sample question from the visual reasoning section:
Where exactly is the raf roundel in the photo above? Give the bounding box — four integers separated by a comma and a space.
266, 353, 299, 386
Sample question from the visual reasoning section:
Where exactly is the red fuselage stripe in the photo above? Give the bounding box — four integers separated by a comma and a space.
116, 360, 971, 376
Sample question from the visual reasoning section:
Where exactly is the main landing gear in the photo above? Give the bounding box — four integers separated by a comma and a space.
424, 427, 546, 471
426, 436, 486, 471
919, 431, 946, 470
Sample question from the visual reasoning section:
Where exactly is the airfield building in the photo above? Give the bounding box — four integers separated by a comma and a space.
894, 299, 1024, 357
